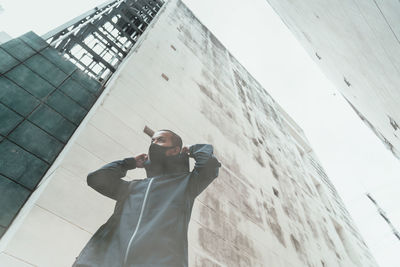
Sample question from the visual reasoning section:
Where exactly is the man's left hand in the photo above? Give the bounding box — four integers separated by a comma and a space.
181, 146, 190, 155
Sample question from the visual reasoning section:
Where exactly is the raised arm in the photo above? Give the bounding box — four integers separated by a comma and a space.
87, 157, 137, 201
188, 144, 222, 198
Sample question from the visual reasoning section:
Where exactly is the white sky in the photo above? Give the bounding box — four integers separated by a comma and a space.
1, 0, 399, 266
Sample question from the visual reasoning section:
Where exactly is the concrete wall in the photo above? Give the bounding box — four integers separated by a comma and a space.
265, 0, 400, 160
0, 0, 378, 266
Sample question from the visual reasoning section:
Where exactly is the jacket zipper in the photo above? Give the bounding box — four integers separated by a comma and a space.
123, 177, 154, 266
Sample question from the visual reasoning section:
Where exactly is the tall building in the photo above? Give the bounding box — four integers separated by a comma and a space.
0, 0, 378, 266
266, 0, 400, 160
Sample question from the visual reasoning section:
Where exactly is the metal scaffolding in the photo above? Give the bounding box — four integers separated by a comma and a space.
42, 0, 164, 84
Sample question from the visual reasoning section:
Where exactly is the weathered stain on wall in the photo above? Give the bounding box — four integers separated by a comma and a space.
265, 0, 400, 160
162, 1, 377, 266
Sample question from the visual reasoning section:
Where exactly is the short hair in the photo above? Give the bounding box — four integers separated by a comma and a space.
157, 129, 183, 149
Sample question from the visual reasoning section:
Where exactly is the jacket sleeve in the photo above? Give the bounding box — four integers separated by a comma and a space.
188, 144, 222, 198
87, 157, 136, 201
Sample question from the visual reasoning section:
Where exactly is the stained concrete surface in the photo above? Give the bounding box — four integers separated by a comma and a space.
266, 0, 400, 160
0, 0, 380, 266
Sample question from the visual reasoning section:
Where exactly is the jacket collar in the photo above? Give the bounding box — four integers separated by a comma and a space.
143, 153, 190, 177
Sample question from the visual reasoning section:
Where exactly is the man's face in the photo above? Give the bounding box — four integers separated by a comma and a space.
151, 131, 180, 156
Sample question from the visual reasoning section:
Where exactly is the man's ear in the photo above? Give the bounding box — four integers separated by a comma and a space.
173, 146, 181, 154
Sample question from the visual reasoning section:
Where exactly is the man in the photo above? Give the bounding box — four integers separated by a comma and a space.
72, 129, 221, 267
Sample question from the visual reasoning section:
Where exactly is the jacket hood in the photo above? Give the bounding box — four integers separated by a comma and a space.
143, 152, 190, 177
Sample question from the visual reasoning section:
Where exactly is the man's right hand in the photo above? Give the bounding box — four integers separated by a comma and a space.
135, 153, 148, 168
181, 146, 190, 155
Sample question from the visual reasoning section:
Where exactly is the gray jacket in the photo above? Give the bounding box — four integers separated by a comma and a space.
72, 144, 221, 267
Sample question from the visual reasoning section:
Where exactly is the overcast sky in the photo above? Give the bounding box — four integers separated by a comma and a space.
1, 0, 399, 266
